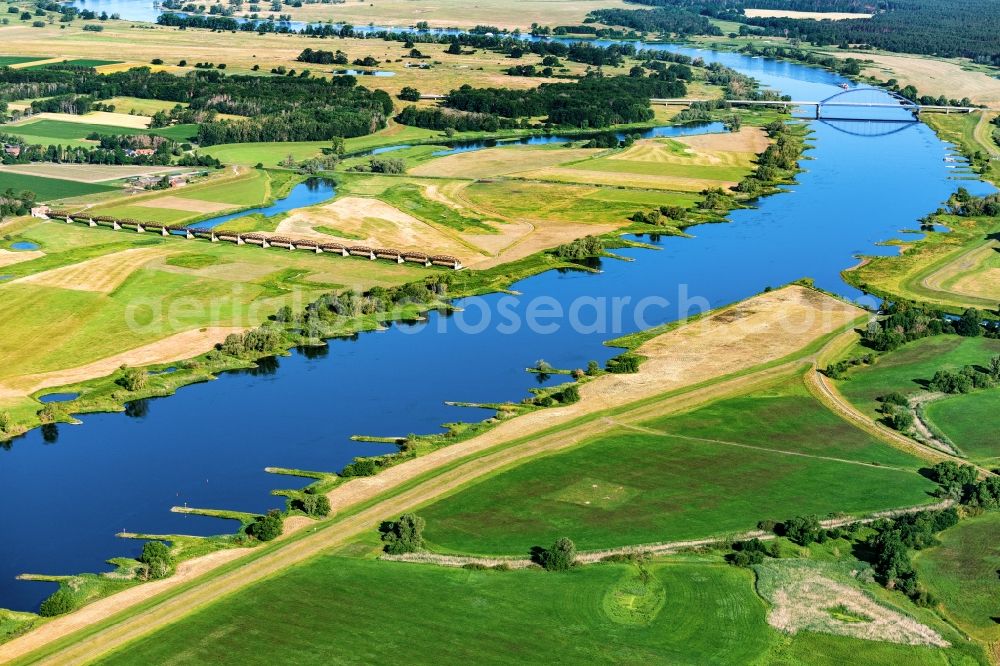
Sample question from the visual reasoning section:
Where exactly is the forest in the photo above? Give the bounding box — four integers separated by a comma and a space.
0, 67, 393, 145
606, 0, 1000, 63
399, 74, 687, 131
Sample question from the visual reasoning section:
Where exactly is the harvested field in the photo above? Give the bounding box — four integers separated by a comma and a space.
0, 248, 44, 268
743, 8, 873, 19
0, 164, 185, 183
757, 561, 947, 647
923, 240, 1000, 302
8, 247, 171, 294
410, 146, 599, 179
0, 326, 242, 400
276, 196, 479, 263
133, 196, 235, 214
9, 111, 152, 129
676, 126, 769, 153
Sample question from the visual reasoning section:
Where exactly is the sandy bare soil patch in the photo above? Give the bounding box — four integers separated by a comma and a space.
0, 248, 44, 268
744, 8, 873, 20
277, 197, 482, 263
0, 164, 184, 183
133, 196, 234, 214
761, 562, 948, 647
410, 146, 598, 180
0, 326, 243, 399
677, 126, 769, 154
9, 247, 170, 294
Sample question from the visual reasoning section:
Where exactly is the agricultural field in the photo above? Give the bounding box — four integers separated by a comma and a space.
743, 9, 874, 20
913, 512, 1000, 645
417, 370, 935, 555
0, 171, 116, 200
24, 58, 121, 69
3, 117, 199, 144
923, 388, 1000, 465
0, 164, 191, 183
231, 0, 633, 30
0, 220, 426, 411
89, 552, 979, 666
87, 167, 273, 224
0, 55, 48, 66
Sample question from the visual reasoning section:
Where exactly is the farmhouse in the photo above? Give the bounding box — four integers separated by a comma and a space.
3, 144, 22, 158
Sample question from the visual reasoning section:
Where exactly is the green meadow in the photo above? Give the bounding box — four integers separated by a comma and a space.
419, 374, 935, 556
4, 119, 198, 143
91, 555, 978, 666
914, 512, 1000, 645
0, 172, 116, 200
923, 389, 1000, 465
838, 335, 1000, 416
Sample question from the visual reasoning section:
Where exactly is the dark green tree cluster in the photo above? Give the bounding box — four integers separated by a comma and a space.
295, 491, 331, 517
726, 537, 777, 567
927, 462, 1000, 508
219, 325, 285, 358
138, 541, 174, 580
247, 510, 284, 542
554, 235, 603, 259
605, 353, 641, 374
588, 6, 722, 36
379, 513, 426, 554
876, 392, 913, 432
866, 508, 958, 604
533, 537, 577, 571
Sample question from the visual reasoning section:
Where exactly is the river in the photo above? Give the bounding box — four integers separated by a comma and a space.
0, 13, 994, 612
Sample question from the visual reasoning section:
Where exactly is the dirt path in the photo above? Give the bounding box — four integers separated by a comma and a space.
0, 287, 869, 664
385, 500, 954, 569
805, 370, 960, 467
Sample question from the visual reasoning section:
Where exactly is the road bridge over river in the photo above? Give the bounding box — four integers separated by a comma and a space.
651, 87, 979, 122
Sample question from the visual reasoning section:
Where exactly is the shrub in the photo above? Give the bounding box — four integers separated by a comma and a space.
247, 510, 283, 542
117, 366, 148, 392
0, 411, 12, 433
298, 493, 331, 517
558, 385, 580, 404
397, 86, 421, 101
38, 589, 75, 617
782, 515, 822, 545
605, 354, 640, 374
535, 537, 576, 571
138, 540, 173, 579
380, 513, 426, 554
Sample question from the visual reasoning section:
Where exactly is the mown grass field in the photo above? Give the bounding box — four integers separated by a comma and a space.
90, 553, 978, 666
914, 512, 1000, 645
838, 335, 1000, 418
0, 171, 116, 200
923, 388, 1000, 465
419, 373, 935, 556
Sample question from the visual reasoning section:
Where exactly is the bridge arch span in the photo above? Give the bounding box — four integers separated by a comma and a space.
819, 86, 918, 108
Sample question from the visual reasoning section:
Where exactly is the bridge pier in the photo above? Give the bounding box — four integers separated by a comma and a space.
136, 223, 145, 233
160, 226, 170, 236
185, 229, 195, 240
210, 232, 219, 242
88, 218, 97, 228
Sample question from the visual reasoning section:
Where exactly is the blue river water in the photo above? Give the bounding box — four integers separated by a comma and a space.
2, 18, 996, 612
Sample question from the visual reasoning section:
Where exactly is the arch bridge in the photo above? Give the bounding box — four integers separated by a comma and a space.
651, 86, 978, 123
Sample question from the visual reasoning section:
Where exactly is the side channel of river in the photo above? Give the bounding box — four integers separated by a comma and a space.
0, 40, 993, 611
